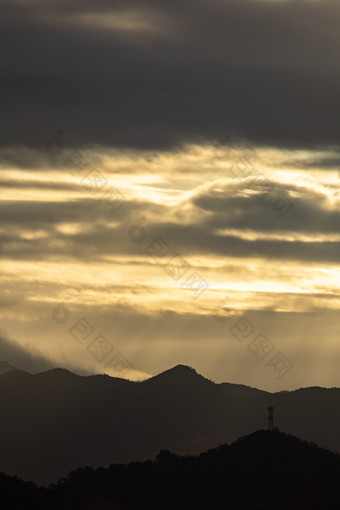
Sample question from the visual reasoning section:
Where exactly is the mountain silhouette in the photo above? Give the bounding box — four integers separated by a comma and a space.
1, 430, 340, 509
0, 361, 339, 485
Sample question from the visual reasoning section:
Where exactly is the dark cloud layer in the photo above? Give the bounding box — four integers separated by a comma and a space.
1, 0, 340, 150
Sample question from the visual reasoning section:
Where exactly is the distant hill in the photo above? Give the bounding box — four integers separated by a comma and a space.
0, 362, 339, 485
1, 430, 340, 509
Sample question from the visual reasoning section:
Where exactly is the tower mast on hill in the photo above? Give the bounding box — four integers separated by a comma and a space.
267, 406, 274, 430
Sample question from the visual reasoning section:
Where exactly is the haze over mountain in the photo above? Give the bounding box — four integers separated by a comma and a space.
0, 360, 22, 376
0, 362, 339, 485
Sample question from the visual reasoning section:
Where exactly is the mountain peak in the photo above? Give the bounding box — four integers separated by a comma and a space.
35, 367, 77, 378
168, 364, 197, 374
145, 364, 214, 386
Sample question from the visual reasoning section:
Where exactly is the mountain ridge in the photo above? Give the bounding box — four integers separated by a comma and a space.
1, 360, 339, 393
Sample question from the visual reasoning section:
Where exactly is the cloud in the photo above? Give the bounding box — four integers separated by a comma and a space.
1, 0, 340, 150
0, 330, 56, 374
192, 179, 340, 235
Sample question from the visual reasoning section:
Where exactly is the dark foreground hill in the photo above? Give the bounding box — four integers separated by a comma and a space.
1, 430, 340, 510
0, 363, 340, 484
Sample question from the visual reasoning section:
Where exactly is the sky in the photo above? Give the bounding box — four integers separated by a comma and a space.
1, 0, 340, 391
